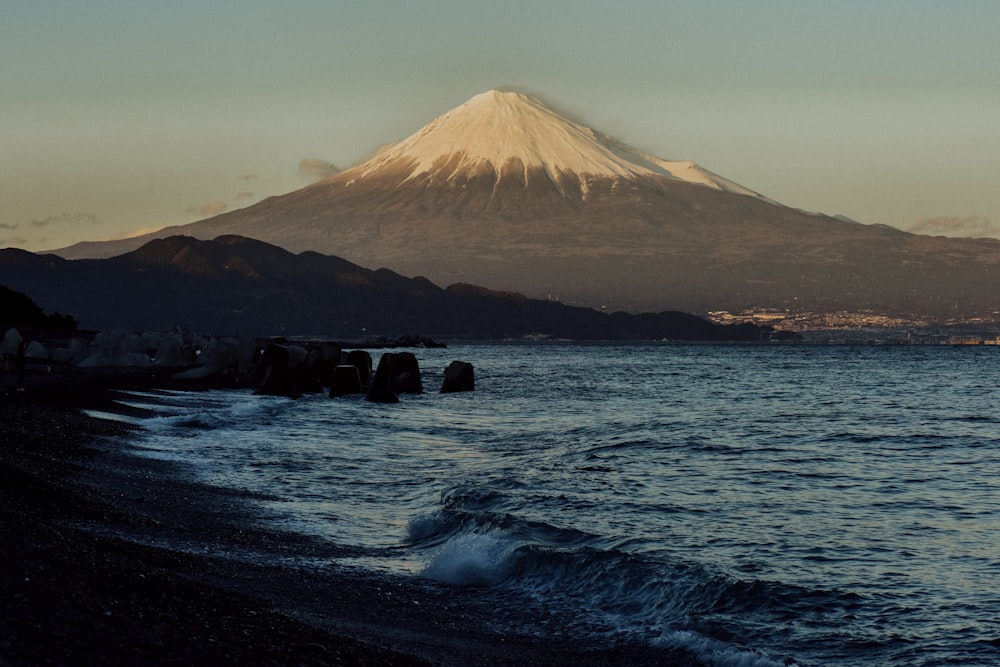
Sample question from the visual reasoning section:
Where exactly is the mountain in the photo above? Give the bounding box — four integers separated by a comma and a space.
1, 235, 775, 341
53, 90, 1000, 324
0, 285, 77, 330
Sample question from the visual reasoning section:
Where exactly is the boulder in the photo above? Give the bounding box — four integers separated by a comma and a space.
78, 330, 150, 367
329, 364, 363, 397
252, 341, 300, 398
172, 336, 251, 380
387, 352, 423, 395
346, 350, 373, 389
313, 343, 343, 387
440, 361, 475, 393
155, 336, 185, 366
366, 351, 423, 403
149, 332, 185, 366
2, 328, 23, 356
287, 344, 309, 370
365, 353, 400, 403
24, 340, 49, 361
295, 348, 325, 394
52, 337, 90, 365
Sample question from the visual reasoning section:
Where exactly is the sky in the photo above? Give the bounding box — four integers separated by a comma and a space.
2, 1, 999, 252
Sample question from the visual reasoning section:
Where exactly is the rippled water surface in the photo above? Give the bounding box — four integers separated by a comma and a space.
125, 344, 1000, 666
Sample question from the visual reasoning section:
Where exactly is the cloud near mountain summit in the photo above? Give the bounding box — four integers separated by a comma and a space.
297, 158, 340, 181
186, 201, 227, 217
908, 215, 999, 238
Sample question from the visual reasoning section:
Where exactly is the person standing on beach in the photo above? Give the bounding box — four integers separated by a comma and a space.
15, 341, 26, 392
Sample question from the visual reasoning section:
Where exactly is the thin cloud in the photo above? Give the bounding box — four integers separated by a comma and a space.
1, 236, 29, 247
240, 173, 257, 181
0, 223, 18, 230
186, 201, 227, 217
908, 215, 999, 238
30, 213, 101, 228
298, 158, 340, 181
119, 226, 165, 239
235, 191, 255, 201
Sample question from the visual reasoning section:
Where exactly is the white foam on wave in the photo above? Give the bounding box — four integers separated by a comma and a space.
145, 411, 226, 430
418, 531, 796, 665
421, 532, 519, 586
229, 395, 289, 419
118, 389, 191, 399
654, 630, 797, 667
81, 409, 141, 424
422, 532, 798, 666
100, 390, 298, 472
137, 393, 293, 434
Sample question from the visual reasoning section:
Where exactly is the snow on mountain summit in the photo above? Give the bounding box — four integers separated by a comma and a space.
346, 89, 768, 200
358, 89, 643, 180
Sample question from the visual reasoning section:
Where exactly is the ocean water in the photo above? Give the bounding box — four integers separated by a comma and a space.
117, 344, 1000, 666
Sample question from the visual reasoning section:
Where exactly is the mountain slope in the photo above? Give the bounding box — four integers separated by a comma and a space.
52, 90, 1000, 323
1, 235, 774, 340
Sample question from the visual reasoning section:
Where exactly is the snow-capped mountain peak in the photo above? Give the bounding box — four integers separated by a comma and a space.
343, 89, 767, 200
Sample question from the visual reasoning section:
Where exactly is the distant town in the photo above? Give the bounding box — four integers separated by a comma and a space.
708, 309, 1000, 345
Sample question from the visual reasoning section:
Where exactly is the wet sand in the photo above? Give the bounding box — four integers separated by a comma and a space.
0, 365, 699, 665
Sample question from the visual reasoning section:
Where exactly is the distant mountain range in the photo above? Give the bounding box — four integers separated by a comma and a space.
53, 90, 1000, 324
1, 235, 778, 341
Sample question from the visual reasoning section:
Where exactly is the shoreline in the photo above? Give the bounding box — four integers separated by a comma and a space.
1, 367, 430, 665
1, 366, 700, 666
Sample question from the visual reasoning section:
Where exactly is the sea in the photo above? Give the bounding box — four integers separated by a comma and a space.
106, 343, 1000, 666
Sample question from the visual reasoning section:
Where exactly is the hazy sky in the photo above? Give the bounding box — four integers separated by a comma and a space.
3, 1, 999, 251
